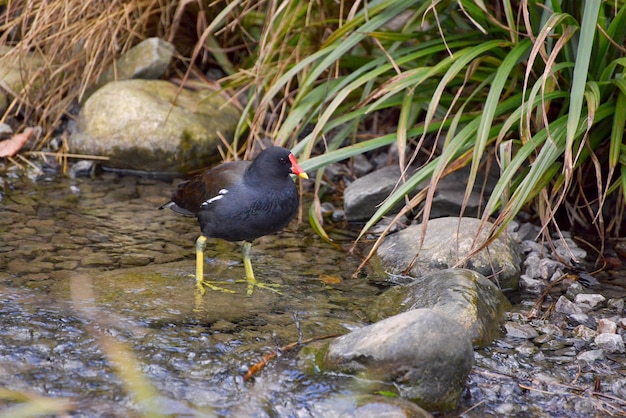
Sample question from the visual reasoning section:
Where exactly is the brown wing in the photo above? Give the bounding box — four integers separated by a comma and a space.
166, 160, 250, 215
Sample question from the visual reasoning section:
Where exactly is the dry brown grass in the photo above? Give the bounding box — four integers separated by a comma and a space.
0, 0, 260, 150
1, 1, 176, 148
0, 0, 336, 156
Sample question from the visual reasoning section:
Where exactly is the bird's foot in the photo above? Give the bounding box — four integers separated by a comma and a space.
242, 279, 282, 296
195, 277, 237, 295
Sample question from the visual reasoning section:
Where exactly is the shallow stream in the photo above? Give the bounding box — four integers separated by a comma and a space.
0, 171, 624, 417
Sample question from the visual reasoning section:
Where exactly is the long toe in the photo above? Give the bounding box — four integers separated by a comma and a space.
243, 278, 282, 296
197, 279, 237, 294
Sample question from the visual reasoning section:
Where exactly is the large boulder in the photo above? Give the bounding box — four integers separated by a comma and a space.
324, 309, 473, 411
377, 217, 521, 291
69, 79, 241, 173
369, 269, 510, 347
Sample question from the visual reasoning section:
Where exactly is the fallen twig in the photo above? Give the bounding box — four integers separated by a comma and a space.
243, 333, 341, 382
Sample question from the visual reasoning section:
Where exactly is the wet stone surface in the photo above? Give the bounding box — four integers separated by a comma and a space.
1, 171, 625, 417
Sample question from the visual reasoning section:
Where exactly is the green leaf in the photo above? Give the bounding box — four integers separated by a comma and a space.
565, 0, 601, 170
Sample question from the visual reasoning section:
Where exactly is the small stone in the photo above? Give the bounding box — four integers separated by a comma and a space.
578, 272, 601, 288
553, 347, 577, 357
574, 294, 606, 312
594, 333, 625, 353
533, 334, 553, 344
331, 209, 345, 222
7, 259, 54, 274
597, 319, 617, 335
554, 244, 587, 262
69, 160, 95, 178
0, 122, 12, 137
569, 313, 595, 327
319, 202, 335, 217
80, 253, 113, 267
495, 403, 519, 416
516, 223, 541, 242
573, 325, 598, 341
577, 349, 605, 362
119, 253, 153, 267
619, 318, 626, 329
608, 298, 625, 313
540, 339, 567, 351
352, 153, 374, 177
521, 240, 543, 253
537, 323, 563, 336
514, 341, 538, 355
538, 258, 565, 280
504, 322, 539, 339
555, 296, 584, 315
523, 253, 542, 279
549, 268, 565, 282
55, 260, 78, 270
519, 275, 546, 294
565, 282, 585, 300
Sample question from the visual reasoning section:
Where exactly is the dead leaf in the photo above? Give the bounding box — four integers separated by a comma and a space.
0, 127, 34, 157
319, 274, 342, 285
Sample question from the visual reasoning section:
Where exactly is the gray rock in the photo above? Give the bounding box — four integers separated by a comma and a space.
577, 349, 605, 362
69, 79, 240, 173
504, 323, 539, 339
519, 274, 547, 294
520, 239, 544, 254
608, 298, 625, 313
524, 256, 564, 280
569, 313, 595, 327
344, 166, 418, 221
343, 164, 496, 221
352, 153, 374, 177
352, 396, 434, 418
549, 268, 565, 282
565, 282, 586, 300
555, 296, 584, 315
554, 238, 587, 262
325, 309, 473, 411
515, 223, 542, 242
377, 217, 521, 290
536, 323, 563, 336
68, 160, 96, 178
523, 253, 542, 278
369, 269, 510, 347
0, 123, 12, 138
514, 341, 539, 355
574, 294, 606, 312
0, 46, 46, 114
597, 318, 617, 334
594, 333, 625, 353
425, 166, 497, 219
96, 38, 175, 86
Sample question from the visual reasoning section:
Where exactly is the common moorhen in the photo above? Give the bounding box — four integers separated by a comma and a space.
161, 146, 308, 295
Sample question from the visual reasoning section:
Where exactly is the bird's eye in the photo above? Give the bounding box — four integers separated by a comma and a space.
279, 157, 287, 164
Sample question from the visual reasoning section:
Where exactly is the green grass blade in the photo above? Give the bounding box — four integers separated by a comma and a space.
610, 78, 626, 168
565, 0, 601, 170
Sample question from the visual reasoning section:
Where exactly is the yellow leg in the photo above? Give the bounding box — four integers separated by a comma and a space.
195, 235, 207, 292
195, 235, 235, 295
241, 241, 281, 296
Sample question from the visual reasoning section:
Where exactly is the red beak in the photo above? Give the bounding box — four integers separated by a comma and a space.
289, 153, 308, 179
